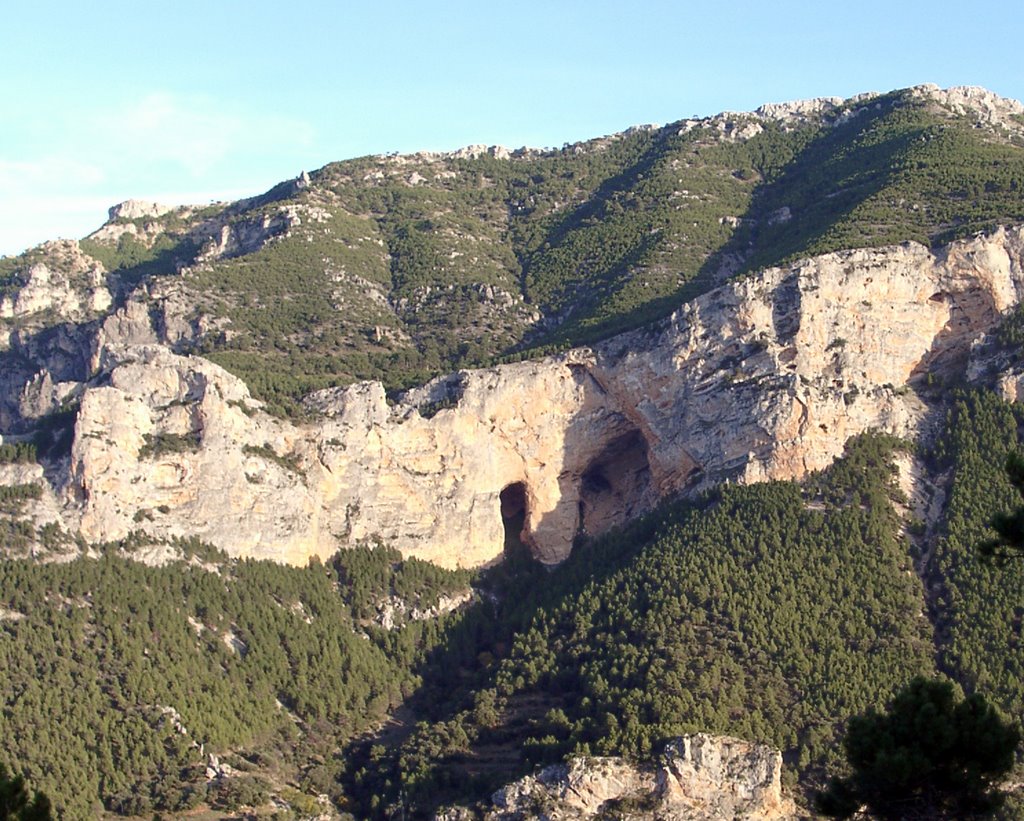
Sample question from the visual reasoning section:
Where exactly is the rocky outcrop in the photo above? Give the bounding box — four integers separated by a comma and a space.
673, 83, 1024, 146
87, 191, 326, 264
94, 280, 231, 355
67, 345, 335, 565
86, 201, 186, 245
194, 210, 296, 261
0, 241, 115, 429
192, 203, 330, 262
656, 735, 794, 819
439, 733, 796, 820
910, 83, 1024, 136
0, 267, 226, 430
374, 589, 474, 630
0, 241, 111, 326
488, 756, 654, 820
108, 200, 176, 222
4, 226, 1024, 568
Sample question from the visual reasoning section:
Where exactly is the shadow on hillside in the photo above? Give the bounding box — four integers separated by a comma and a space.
515, 132, 674, 346
699, 92, 922, 282
338, 498, 691, 817
513, 94, 928, 358
110, 238, 198, 293
338, 361, 706, 817
524, 133, 669, 274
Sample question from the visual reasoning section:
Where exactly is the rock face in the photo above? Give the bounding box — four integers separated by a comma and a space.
68, 345, 330, 565
656, 735, 793, 819
108, 200, 175, 221
910, 83, 1024, 135
0, 240, 111, 325
194, 208, 299, 261
3, 226, 1024, 567
447, 733, 796, 820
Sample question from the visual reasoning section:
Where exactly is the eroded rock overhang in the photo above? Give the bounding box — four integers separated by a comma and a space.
28, 226, 1024, 567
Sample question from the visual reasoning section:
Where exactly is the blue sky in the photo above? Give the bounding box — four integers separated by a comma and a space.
2, 0, 1022, 256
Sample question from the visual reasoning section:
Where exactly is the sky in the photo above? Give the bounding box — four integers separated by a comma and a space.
2, 0, 1023, 257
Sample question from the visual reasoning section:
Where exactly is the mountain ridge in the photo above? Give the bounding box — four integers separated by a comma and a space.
3, 83, 1024, 568
2, 85, 1022, 411
6, 82, 1024, 818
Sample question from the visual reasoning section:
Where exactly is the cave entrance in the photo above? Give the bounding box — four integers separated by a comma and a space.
578, 429, 652, 539
500, 482, 530, 558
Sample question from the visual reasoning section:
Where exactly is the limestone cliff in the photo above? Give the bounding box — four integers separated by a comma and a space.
436, 733, 797, 820
3, 225, 1024, 567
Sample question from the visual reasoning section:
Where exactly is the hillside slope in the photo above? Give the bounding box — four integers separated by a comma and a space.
3, 84, 1024, 818
0, 224, 1022, 568
4, 84, 1024, 418
2, 85, 1024, 568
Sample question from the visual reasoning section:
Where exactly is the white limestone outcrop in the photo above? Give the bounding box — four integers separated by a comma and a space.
441, 733, 796, 820
26, 226, 1023, 568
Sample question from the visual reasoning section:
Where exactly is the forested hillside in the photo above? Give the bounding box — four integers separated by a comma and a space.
8, 416, 1024, 817
4, 85, 1024, 818
0, 541, 471, 817
931, 392, 1024, 706
339, 435, 937, 816
335, 413, 1024, 819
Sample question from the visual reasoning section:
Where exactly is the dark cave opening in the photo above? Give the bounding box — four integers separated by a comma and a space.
578, 429, 652, 538
500, 482, 529, 557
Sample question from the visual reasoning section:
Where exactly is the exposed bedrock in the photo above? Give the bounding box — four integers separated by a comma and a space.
10, 226, 1024, 567
441, 732, 796, 820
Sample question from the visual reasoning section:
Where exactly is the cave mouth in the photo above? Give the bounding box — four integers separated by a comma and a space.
578, 429, 652, 539
500, 482, 530, 558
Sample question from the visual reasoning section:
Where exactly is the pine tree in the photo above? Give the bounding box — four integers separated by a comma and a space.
981, 450, 1024, 561
0, 765, 53, 821
816, 677, 1019, 819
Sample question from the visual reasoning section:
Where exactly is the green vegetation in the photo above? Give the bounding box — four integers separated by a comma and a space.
0, 443, 36, 465
725, 94, 1024, 275
929, 391, 1024, 712
6, 87, 1024, 818
817, 677, 1019, 819
996, 301, 1024, 350
332, 543, 473, 624
0, 763, 52, 820
980, 449, 1024, 560
339, 410, 1024, 816
78, 205, 211, 291
0, 485, 42, 516
339, 435, 935, 816
79, 233, 193, 289
7, 401, 1024, 817
241, 442, 301, 473
137, 431, 202, 459
66, 89, 1024, 415
0, 248, 48, 299
0, 539, 469, 817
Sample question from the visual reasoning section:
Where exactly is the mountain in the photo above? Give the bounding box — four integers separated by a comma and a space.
3, 83, 1024, 569
2, 84, 1024, 817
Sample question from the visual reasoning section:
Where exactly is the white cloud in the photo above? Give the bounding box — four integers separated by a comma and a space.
0, 157, 106, 190
0, 186, 260, 258
1, 91, 318, 255
90, 92, 316, 179
0, 194, 112, 257
0, 160, 111, 254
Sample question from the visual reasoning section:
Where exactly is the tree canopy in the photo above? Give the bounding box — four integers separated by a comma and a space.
816, 677, 1019, 819
981, 450, 1024, 561
0, 765, 51, 821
